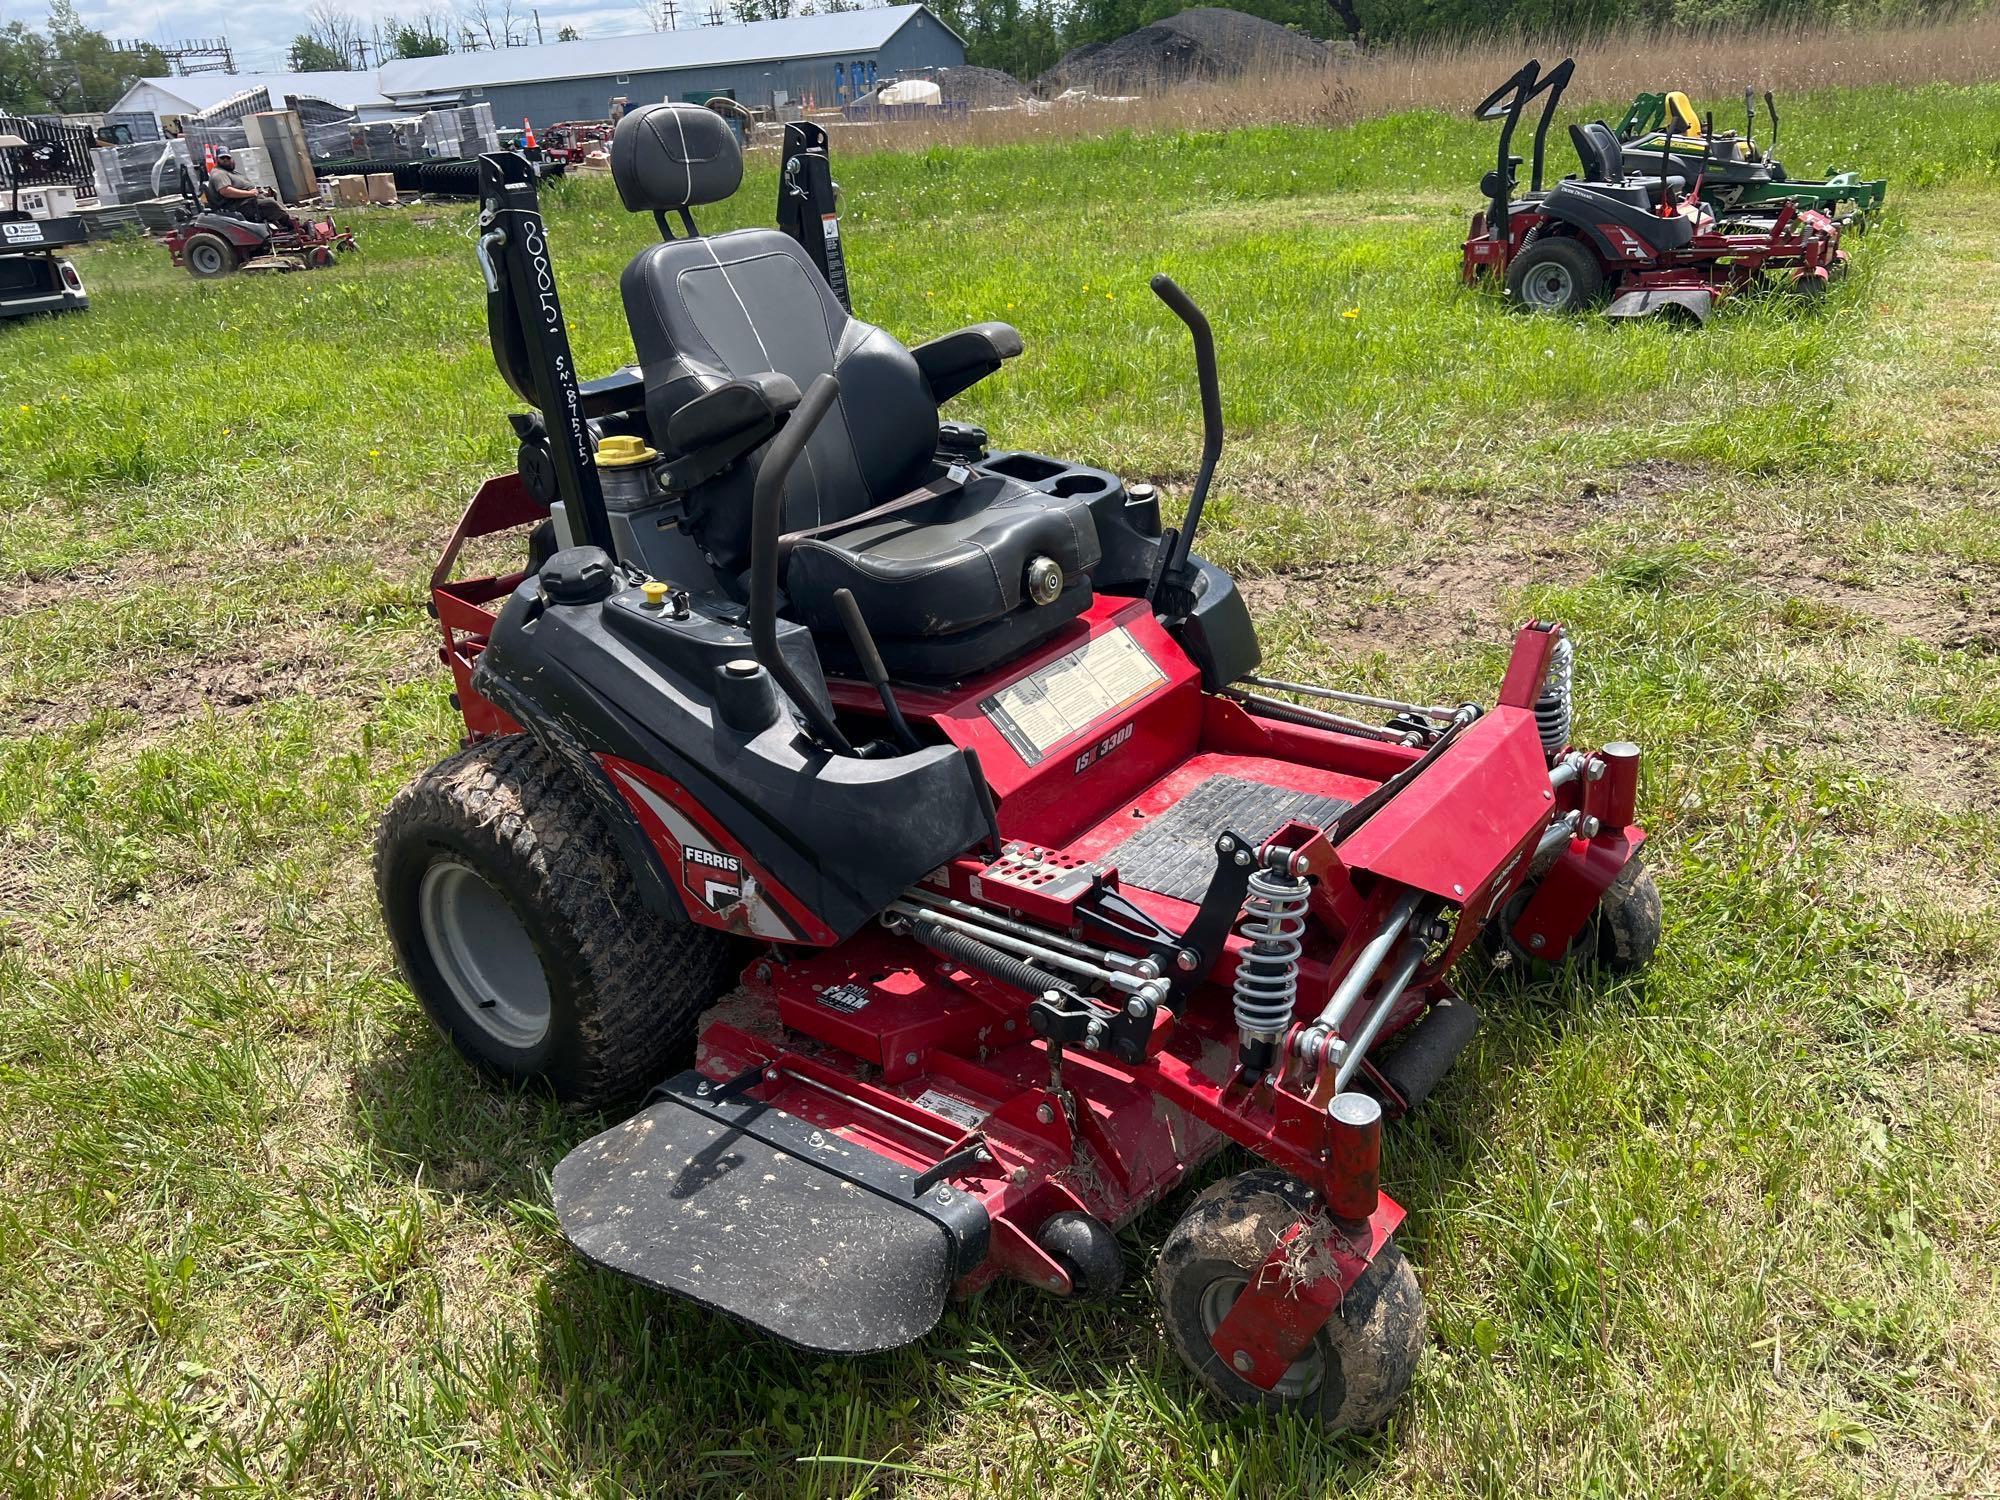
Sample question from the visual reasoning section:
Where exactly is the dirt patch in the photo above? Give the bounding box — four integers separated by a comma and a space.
10, 626, 432, 740
1240, 518, 1587, 663
4, 555, 177, 616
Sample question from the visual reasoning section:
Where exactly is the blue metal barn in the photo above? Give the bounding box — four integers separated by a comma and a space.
376, 5, 967, 122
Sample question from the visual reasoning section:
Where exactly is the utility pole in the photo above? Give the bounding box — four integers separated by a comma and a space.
661, 0, 679, 28
534, 9, 545, 42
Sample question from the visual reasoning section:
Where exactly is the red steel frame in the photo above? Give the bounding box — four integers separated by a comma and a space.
427, 482, 1646, 1387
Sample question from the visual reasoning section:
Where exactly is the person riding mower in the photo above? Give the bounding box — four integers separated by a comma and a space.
162, 154, 355, 280
1615, 87, 1886, 230
203, 150, 303, 233
378, 105, 1662, 1430
1462, 58, 1845, 322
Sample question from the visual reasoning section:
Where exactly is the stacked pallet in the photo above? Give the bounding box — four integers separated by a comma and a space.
420, 105, 499, 161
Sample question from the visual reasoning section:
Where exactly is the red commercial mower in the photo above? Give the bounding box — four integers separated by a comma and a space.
1462, 59, 1844, 323
161, 157, 355, 280
379, 105, 1660, 1428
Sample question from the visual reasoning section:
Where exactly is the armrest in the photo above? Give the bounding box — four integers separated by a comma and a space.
659, 372, 802, 492
665, 371, 801, 454
911, 321, 1023, 406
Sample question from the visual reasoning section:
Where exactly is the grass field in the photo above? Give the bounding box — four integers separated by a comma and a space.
3, 78, 1998, 1499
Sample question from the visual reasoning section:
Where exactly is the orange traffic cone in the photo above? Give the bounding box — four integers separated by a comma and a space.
523, 119, 539, 150
203, 142, 216, 171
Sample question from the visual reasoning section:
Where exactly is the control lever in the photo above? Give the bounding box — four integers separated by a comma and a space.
1148, 273, 1223, 597
749, 373, 854, 756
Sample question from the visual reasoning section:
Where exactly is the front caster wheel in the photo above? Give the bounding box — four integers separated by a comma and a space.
1037, 1210, 1124, 1302
1156, 1170, 1424, 1432
1488, 858, 1662, 974
374, 735, 736, 1109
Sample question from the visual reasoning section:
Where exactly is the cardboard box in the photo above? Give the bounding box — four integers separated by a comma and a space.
324, 175, 367, 207
365, 173, 397, 205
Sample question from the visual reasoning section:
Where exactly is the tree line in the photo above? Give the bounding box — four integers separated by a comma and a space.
0, 0, 1972, 117
935, 0, 1972, 82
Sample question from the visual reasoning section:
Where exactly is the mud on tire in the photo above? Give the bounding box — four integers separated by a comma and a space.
1156, 1169, 1424, 1432
375, 734, 736, 1109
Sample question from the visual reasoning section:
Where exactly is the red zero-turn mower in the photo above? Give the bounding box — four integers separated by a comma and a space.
1462, 59, 1844, 323
162, 160, 355, 280
377, 106, 1661, 1428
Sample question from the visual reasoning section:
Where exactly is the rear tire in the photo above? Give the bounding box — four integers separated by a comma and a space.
182, 231, 235, 280
1156, 1169, 1424, 1432
1506, 236, 1604, 313
375, 735, 735, 1108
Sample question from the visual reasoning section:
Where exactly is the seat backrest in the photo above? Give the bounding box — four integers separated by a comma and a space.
612, 104, 938, 574
1570, 121, 1625, 183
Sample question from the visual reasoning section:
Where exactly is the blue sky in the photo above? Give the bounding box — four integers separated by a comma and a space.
21, 0, 679, 74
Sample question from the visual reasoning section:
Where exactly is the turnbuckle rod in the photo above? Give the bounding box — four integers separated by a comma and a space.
887, 900, 1165, 1002
1227, 688, 1415, 744
1238, 673, 1462, 723
1333, 929, 1434, 1090
901, 888, 1159, 978
1292, 888, 1425, 1060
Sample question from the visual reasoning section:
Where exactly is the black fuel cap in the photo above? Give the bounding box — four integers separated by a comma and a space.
539, 547, 616, 604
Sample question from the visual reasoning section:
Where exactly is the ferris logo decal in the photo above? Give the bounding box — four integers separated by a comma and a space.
683, 845, 743, 914
1598, 224, 1647, 260
1073, 721, 1135, 775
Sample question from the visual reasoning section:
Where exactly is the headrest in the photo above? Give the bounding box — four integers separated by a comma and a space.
611, 103, 743, 214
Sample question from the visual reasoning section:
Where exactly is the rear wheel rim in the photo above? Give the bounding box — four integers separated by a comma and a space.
1524, 260, 1575, 308
190, 242, 225, 274
1199, 1275, 1327, 1399
418, 859, 552, 1048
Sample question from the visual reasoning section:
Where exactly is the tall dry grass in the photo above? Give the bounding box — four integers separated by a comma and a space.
824, 7, 2000, 153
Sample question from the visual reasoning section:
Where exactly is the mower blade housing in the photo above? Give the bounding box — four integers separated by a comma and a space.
1604, 287, 1712, 323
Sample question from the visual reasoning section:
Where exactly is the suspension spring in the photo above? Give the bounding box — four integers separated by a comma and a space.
1535, 633, 1574, 762
1232, 865, 1309, 1057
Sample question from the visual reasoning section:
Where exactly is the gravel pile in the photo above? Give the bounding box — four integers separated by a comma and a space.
1038, 8, 1329, 94
934, 64, 1029, 106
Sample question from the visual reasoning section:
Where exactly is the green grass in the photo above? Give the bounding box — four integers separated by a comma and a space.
3, 81, 1998, 1498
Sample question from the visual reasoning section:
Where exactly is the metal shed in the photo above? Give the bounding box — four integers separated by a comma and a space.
374, 5, 966, 121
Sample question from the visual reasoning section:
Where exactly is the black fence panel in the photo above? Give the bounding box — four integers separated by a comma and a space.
0, 116, 98, 194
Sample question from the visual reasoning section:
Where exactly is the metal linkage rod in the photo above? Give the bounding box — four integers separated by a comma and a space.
1333, 930, 1433, 1090
901, 889, 1158, 978
1292, 888, 1426, 1062
1227, 689, 1415, 744
888, 900, 1162, 1001
1238, 673, 1461, 723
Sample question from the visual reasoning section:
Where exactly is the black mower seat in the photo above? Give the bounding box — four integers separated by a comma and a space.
612, 103, 1099, 671
1569, 121, 1684, 209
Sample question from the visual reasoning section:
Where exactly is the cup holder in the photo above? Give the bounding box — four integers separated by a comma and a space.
1050, 473, 1111, 498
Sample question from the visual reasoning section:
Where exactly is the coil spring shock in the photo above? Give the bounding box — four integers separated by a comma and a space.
1232, 864, 1309, 1079
1535, 633, 1574, 762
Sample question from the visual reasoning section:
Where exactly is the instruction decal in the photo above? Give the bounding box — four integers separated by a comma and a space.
980, 626, 1165, 765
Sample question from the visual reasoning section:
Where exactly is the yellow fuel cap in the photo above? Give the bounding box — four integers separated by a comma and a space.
641, 579, 670, 608
597, 434, 659, 468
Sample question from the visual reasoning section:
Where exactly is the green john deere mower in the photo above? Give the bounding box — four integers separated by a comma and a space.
1616, 87, 1887, 230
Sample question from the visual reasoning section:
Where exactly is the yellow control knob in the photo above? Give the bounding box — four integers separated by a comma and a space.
641, 579, 670, 608
597, 434, 660, 468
